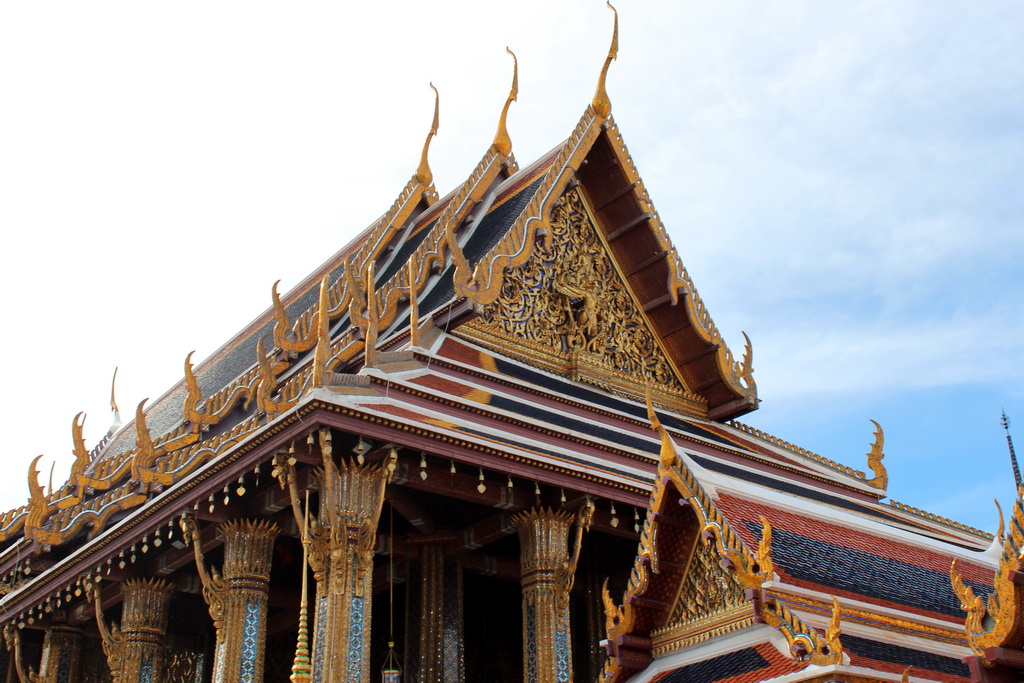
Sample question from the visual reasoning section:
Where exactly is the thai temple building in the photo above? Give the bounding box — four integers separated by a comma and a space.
1, 9, 1021, 683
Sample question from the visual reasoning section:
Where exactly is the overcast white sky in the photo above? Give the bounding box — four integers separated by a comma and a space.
1, 1, 1021, 531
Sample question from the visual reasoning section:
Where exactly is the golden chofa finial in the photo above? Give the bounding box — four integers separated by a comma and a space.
865, 419, 888, 490
491, 48, 519, 156
415, 83, 440, 187
109, 367, 121, 428
592, 2, 619, 118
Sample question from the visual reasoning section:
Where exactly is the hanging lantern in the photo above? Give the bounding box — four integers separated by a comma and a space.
382, 503, 402, 682
381, 641, 402, 682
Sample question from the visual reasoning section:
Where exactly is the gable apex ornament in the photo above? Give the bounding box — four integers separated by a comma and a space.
415, 83, 440, 188
491, 49, 518, 156
592, 2, 618, 118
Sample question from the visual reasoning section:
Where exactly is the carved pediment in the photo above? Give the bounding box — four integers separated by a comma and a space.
459, 187, 706, 416
669, 535, 747, 627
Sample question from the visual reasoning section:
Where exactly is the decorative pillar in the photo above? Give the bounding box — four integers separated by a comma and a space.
513, 501, 593, 683
94, 577, 174, 683
274, 428, 396, 683
38, 614, 82, 683
182, 516, 279, 683
418, 544, 464, 683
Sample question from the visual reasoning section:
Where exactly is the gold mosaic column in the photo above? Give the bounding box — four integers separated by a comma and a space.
38, 616, 82, 683
275, 428, 395, 683
418, 544, 464, 683
182, 516, 279, 683
513, 502, 593, 683
95, 577, 175, 683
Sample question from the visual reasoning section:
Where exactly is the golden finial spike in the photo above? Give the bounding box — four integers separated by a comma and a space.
740, 331, 754, 382
110, 367, 121, 425
995, 497, 1005, 539
27, 454, 46, 504
134, 399, 156, 456
645, 386, 677, 471
72, 412, 89, 466
364, 262, 380, 368
592, 2, 618, 118
824, 596, 843, 659
491, 48, 519, 156
408, 255, 421, 348
415, 83, 440, 187
866, 419, 888, 490
183, 351, 204, 424
645, 384, 662, 432
902, 666, 913, 683
313, 276, 331, 388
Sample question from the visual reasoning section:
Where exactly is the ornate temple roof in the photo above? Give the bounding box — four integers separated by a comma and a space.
0, 12, 1009, 683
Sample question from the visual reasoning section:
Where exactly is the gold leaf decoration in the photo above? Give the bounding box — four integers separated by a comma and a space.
464, 188, 690, 402
866, 419, 888, 490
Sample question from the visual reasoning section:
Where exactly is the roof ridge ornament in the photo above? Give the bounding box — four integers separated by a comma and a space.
995, 497, 1005, 540
272, 280, 317, 355
592, 2, 618, 118
865, 419, 888, 491
491, 48, 518, 156
183, 351, 205, 427
415, 83, 440, 188
645, 385, 676, 471
70, 412, 90, 483
363, 261, 380, 369
109, 367, 121, 431
407, 254, 421, 348
825, 597, 844, 662
312, 276, 332, 388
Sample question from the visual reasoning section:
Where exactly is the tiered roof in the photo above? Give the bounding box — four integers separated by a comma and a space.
0, 10, 1007, 683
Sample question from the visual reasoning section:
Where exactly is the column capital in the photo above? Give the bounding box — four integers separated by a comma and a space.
220, 517, 280, 580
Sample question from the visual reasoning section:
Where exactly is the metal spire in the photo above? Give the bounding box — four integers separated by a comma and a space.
290, 491, 312, 683
1002, 410, 1021, 489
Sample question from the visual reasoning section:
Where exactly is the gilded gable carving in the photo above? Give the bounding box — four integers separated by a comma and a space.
461, 188, 702, 412
669, 536, 746, 626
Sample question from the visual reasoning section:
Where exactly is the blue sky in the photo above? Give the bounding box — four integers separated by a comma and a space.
0, 1, 1021, 533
